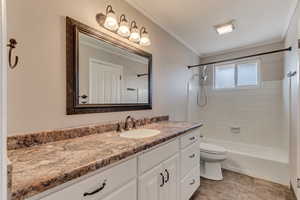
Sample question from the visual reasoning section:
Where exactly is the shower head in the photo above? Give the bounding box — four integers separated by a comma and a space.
200, 66, 208, 81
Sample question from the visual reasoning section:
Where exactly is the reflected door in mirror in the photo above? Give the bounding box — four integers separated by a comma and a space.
89, 59, 122, 104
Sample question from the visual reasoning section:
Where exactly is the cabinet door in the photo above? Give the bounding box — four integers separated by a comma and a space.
101, 180, 137, 200
139, 164, 164, 200
162, 154, 179, 200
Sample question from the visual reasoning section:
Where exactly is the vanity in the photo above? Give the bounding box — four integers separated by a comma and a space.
38, 127, 200, 200
8, 118, 202, 200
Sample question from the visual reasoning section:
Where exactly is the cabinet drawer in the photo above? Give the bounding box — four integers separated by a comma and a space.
181, 141, 200, 178
181, 166, 200, 200
40, 158, 137, 200
102, 180, 137, 200
139, 140, 179, 174
180, 129, 200, 149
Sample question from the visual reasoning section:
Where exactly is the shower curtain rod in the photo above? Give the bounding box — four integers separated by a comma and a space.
187, 46, 292, 69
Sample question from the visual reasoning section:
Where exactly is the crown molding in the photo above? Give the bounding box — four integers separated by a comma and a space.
125, 0, 201, 56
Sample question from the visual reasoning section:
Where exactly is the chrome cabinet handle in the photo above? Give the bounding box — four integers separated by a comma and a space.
164, 169, 170, 183
160, 173, 165, 187
189, 154, 196, 158
190, 179, 196, 185
83, 180, 106, 197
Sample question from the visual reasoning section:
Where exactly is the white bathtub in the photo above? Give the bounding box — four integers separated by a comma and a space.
204, 138, 289, 185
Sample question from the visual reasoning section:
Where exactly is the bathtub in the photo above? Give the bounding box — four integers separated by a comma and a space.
203, 138, 289, 185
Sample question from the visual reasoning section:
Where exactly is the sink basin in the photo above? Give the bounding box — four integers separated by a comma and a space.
120, 129, 161, 139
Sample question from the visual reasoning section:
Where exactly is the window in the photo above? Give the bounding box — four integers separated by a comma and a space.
214, 60, 260, 90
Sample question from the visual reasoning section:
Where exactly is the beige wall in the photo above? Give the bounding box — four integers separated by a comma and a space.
7, 0, 199, 135
200, 42, 285, 83
283, 1, 300, 197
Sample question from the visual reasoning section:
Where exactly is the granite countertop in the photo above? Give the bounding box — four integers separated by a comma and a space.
8, 121, 202, 200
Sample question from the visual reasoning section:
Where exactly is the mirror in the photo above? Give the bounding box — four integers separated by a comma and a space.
66, 17, 152, 114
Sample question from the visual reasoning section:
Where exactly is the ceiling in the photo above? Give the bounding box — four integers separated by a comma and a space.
126, 0, 297, 56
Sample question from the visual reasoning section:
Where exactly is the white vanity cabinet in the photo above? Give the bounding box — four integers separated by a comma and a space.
139, 154, 179, 200
38, 158, 137, 200
180, 129, 201, 200
34, 128, 200, 200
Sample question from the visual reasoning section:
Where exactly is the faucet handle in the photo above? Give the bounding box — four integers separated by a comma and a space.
117, 122, 123, 132
132, 118, 137, 129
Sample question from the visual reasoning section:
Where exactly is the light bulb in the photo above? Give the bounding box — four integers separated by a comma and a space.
140, 28, 151, 46
129, 21, 140, 42
117, 15, 130, 37
129, 29, 140, 42
104, 12, 119, 31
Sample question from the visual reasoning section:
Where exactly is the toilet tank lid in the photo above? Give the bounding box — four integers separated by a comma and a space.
200, 143, 226, 154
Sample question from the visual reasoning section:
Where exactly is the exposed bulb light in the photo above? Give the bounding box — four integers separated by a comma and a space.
215, 21, 235, 35
117, 14, 130, 37
129, 21, 140, 43
103, 5, 119, 31
140, 27, 151, 46
96, 6, 151, 46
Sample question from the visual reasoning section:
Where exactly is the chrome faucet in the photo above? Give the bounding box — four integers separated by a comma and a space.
125, 116, 137, 130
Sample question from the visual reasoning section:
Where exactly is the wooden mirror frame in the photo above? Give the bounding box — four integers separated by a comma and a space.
66, 17, 152, 115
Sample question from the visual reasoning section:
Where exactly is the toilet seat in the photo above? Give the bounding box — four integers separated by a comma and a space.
200, 143, 226, 155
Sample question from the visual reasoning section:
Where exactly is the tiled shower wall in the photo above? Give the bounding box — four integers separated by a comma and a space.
189, 42, 288, 151
194, 80, 287, 150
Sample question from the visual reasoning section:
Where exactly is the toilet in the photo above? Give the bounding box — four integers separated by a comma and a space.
200, 143, 227, 180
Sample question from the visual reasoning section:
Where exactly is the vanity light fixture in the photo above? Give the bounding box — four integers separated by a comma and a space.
140, 27, 151, 46
117, 14, 130, 37
96, 5, 151, 46
129, 21, 141, 43
103, 5, 119, 31
215, 20, 235, 35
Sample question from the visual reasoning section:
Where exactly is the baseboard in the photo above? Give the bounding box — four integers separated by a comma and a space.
290, 183, 298, 200
222, 165, 289, 186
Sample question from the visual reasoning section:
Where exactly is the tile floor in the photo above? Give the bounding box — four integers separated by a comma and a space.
191, 170, 295, 200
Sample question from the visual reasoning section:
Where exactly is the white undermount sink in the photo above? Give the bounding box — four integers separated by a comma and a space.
120, 129, 161, 139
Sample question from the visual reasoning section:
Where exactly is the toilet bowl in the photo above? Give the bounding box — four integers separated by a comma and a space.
200, 142, 227, 180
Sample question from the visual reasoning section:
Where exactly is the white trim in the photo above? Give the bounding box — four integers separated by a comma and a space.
124, 0, 201, 56
0, 0, 7, 199
213, 59, 261, 91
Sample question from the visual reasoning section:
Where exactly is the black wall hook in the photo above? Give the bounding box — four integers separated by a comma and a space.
7, 38, 19, 69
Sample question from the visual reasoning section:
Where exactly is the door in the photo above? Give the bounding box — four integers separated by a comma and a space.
89, 59, 123, 104
139, 164, 164, 200
287, 37, 300, 197
297, 38, 300, 197
0, 0, 7, 199
288, 53, 300, 197
161, 154, 179, 200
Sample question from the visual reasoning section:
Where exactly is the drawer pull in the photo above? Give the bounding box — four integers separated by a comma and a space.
189, 136, 196, 141
160, 173, 165, 187
190, 179, 196, 185
83, 180, 106, 197
189, 154, 196, 158
164, 169, 170, 183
